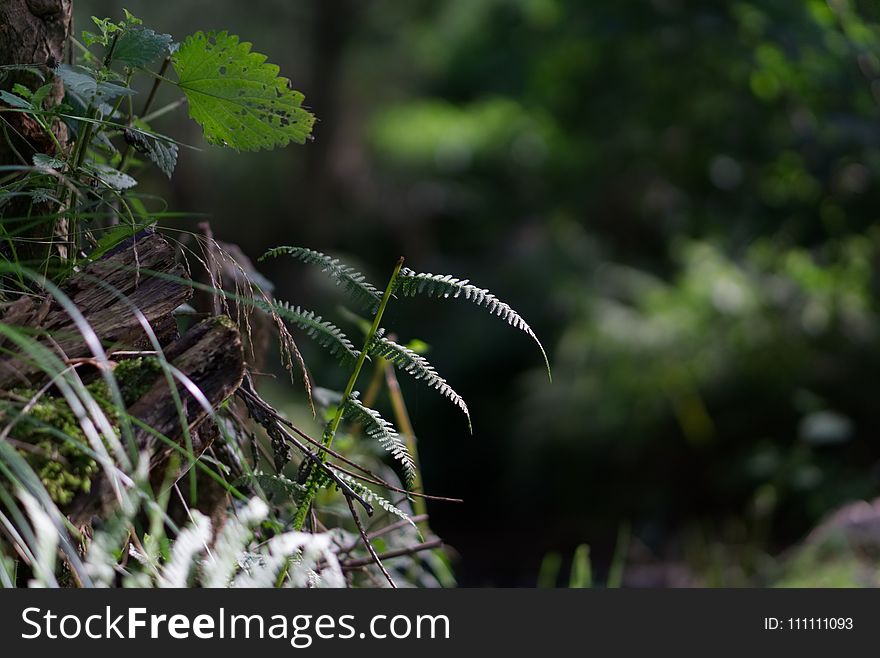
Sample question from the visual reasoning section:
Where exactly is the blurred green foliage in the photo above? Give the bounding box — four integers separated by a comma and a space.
76, 0, 880, 585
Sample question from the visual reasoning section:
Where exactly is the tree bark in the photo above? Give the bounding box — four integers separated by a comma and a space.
0, 231, 192, 388
0, 0, 72, 164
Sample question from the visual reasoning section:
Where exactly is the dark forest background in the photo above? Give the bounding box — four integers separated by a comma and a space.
75, 0, 880, 586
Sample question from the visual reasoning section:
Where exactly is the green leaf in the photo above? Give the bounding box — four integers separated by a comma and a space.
90, 164, 137, 190
395, 268, 551, 380
112, 27, 173, 68
55, 65, 134, 104
260, 246, 382, 312
233, 472, 305, 503
32, 153, 64, 169
257, 299, 360, 366
172, 31, 315, 151
328, 469, 416, 529
30, 83, 55, 110
0, 90, 32, 109
342, 396, 417, 486
369, 332, 471, 431
123, 128, 178, 178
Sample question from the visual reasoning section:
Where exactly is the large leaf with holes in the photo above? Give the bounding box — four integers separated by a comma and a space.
113, 27, 173, 68
172, 31, 315, 151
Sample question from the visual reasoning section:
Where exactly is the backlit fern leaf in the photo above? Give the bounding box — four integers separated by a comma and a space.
395, 268, 551, 380
260, 246, 382, 312
328, 468, 415, 529
369, 332, 471, 431
234, 472, 306, 503
343, 395, 416, 486
258, 299, 359, 366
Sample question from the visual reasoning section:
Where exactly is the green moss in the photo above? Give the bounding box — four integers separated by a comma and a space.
110, 356, 163, 406
16, 399, 99, 506
9, 357, 162, 506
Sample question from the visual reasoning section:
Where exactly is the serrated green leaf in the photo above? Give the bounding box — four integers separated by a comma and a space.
112, 27, 173, 67
260, 246, 382, 312
328, 469, 416, 530
123, 128, 178, 178
55, 65, 134, 104
172, 31, 315, 151
395, 268, 551, 380
233, 472, 305, 503
11, 83, 32, 99
257, 299, 360, 366
32, 153, 64, 169
369, 332, 472, 431
342, 396, 417, 486
90, 164, 137, 190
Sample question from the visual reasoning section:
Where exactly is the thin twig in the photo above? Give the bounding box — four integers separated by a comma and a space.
337, 514, 429, 559
236, 382, 373, 514
345, 493, 395, 588
341, 539, 443, 570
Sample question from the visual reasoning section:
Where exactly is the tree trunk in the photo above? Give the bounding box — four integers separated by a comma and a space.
0, 0, 73, 263
0, 0, 72, 165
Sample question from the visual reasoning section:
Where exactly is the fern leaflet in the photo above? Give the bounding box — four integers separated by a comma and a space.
260, 246, 382, 312
258, 299, 359, 366
234, 472, 306, 503
394, 268, 551, 379
342, 395, 416, 486
328, 469, 415, 530
369, 332, 471, 431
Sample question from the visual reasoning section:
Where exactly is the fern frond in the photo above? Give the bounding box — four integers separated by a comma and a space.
328, 469, 416, 529
234, 472, 307, 503
258, 299, 359, 366
395, 268, 551, 380
369, 333, 471, 431
260, 246, 382, 312
342, 396, 417, 486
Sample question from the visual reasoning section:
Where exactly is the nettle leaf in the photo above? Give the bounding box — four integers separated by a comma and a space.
172, 31, 314, 151
0, 90, 32, 109
123, 128, 179, 178
55, 65, 134, 104
112, 27, 173, 68
90, 164, 137, 190
32, 153, 64, 169
30, 83, 55, 110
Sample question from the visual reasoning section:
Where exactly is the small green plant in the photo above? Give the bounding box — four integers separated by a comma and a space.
0, 9, 547, 588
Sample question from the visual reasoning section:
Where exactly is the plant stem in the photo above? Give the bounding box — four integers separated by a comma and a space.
290, 257, 404, 532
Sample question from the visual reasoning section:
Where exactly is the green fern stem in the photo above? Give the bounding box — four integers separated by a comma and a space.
291, 256, 405, 532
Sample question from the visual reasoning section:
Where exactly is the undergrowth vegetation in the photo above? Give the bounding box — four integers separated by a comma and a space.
0, 10, 546, 587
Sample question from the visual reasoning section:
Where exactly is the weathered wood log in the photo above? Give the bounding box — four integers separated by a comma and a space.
0, 230, 246, 523
67, 315, 244, 524
0, 231, 191, 388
